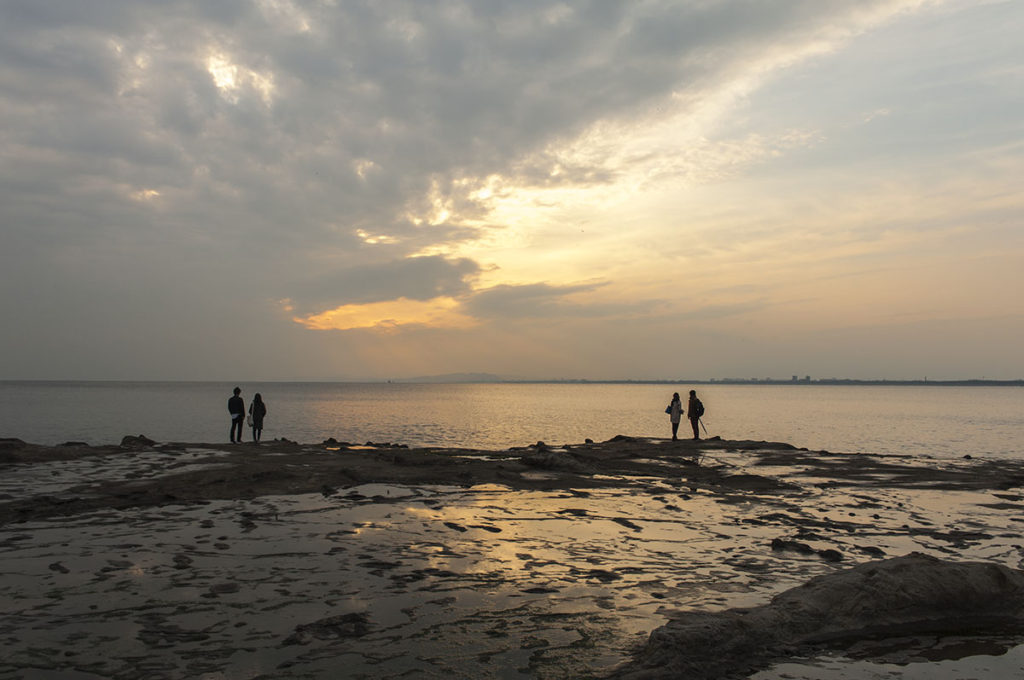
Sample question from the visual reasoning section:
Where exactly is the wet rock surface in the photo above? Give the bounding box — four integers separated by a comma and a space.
2, 436, 1024, 678
615, 552, 1024, 679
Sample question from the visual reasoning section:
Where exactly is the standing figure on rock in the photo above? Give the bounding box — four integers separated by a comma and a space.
228, 386, 245, 443
249, 393, 267, 444
687, 390, 704, 440
667, 392, 683, 441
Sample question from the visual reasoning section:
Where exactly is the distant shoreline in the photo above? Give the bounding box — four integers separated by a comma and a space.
504, 378, 1024, 387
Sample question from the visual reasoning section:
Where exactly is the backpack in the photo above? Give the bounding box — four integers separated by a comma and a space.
693, 399, 705, 418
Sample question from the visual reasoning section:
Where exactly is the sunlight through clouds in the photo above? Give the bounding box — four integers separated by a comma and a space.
1, 0, 1021, 380
294, 297, 475, 332
206, 52, 275, 105
392, 1, 924, 292
355, 229, 398, 245
131, 189, 161, 201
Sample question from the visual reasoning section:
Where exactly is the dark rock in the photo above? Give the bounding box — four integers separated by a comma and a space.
612, 518, 643, 532
615, 553, 1024, 680
817, 548, 844, 562
857, 545, 886, 558
358, 560, 403, 572
521, 450, 592, 473
207, 582, 240, 596
282, 612, 370, 645
583, 569, 622, 583
120, 435, 156, 449
770, 538, 815, 555
521, 635, 550, 649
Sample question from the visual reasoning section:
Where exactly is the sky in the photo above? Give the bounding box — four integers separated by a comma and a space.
1, 0, 1022, 382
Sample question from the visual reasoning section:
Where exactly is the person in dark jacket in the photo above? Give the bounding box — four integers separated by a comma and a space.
686, 389, 703, 440
249, 393, 267, 443
228, 387, 245, 443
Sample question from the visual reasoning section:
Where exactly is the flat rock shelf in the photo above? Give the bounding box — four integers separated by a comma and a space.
3, 435, 1024, 679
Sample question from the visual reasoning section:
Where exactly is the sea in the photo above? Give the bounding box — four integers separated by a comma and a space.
0, 381, 1021, 458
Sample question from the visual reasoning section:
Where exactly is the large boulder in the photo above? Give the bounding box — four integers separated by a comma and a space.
615, 552, 1024, 679
120, 434, 157, 449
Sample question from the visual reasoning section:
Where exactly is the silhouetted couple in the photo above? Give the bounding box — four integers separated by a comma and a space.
228, 387, 267, 443
667, 390, 703, 441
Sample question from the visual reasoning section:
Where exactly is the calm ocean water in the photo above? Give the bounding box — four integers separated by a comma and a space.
0, 381, 1021, 458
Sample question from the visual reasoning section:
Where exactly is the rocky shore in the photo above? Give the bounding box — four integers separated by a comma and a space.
3, 434, 1024, 678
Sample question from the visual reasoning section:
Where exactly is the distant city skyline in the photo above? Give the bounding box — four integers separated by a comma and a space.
2, 1, 1022, 381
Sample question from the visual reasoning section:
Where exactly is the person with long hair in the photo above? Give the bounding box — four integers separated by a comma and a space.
249, 393, 267, 444
667, 392, 682, 441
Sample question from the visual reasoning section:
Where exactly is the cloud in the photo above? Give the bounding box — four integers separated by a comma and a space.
675, 300, 770, 321
463, 281, 645, 320
294, 296, 474, 332
288, 255, 481, 314
2, 0, 1021, 380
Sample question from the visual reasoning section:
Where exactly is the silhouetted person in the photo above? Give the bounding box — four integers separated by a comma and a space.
687, 389, 704, 440
228, 387, 245, 443
667, 392, 682, 440
249, 393, 267, 443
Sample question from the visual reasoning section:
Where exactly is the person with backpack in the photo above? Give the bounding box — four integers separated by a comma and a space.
687, 389, 705, 440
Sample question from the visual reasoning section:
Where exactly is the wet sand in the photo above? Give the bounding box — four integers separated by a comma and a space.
3, 435, 1024, 678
